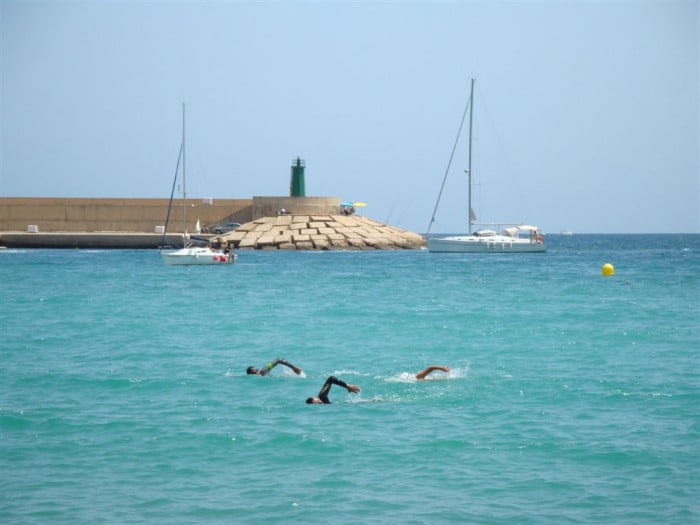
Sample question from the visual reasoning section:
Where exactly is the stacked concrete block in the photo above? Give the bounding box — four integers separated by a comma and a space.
219, 215, 425, 251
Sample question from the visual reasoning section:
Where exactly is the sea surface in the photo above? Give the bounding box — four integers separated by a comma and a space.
1, 234, 698, 524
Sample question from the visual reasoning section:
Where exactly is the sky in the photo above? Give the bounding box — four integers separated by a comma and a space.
1, 0, 698, 234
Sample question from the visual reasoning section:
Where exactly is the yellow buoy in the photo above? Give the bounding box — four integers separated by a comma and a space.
602, 263, 615, 276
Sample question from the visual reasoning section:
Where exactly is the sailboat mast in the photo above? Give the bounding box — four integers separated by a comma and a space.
182, 102, 187, 238
467, 78, 475, 234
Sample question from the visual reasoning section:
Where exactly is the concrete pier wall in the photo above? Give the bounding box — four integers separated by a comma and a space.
0, 197, 253, 233
252, 196, 341, 219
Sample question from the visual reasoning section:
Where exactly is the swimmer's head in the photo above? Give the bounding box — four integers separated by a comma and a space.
246, 366, 259, 375
306, 397, 323, 404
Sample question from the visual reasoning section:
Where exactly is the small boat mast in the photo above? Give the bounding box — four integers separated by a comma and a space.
466, 78, 475, 235
181, 102, 187, 241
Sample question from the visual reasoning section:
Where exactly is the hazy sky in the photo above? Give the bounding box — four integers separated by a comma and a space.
2, 0, 698, 233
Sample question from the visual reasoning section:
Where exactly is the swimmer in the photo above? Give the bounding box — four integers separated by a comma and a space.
306, 376, 360, 404
415, 365, 450, 380
246, 358, 302, 376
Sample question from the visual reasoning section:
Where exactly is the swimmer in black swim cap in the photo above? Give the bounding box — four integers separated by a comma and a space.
306, 376, 360, 404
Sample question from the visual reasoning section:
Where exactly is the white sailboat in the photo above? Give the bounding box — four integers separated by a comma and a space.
427, 79, 546, 253
160, 104, 236, 266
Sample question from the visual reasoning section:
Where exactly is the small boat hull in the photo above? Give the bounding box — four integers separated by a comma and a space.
427, 235, 546, 253
160, 247, 237, 265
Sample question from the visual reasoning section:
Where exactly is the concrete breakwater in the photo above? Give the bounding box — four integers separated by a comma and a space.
0, 198, 427, 250
218, 215, 425, 250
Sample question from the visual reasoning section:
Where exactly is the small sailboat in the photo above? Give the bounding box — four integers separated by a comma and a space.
160, 104, 236, 266
161, 244, 235, 265
426, 79, 546, 253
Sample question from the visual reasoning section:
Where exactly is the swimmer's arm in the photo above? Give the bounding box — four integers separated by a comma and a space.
258, 359, 280, 376
258, 358, 301, 376
320, 376, 361, 398
276, 358, 302, 375
415, 366, 450, 379
327, 376, 360, 393
345, 383, 360, 393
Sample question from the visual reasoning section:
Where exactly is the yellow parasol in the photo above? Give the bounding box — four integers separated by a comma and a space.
352, 202, 367, 207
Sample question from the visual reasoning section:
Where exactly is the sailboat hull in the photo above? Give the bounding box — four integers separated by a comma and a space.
160, 247, 237, 265
427, 235, 546, 253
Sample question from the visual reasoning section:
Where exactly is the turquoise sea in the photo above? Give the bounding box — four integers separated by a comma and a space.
1, 234, 698, 524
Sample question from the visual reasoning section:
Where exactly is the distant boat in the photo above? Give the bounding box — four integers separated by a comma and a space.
160, 104, 236, 266
426, 79, 546, 253
560, 230, 573, 236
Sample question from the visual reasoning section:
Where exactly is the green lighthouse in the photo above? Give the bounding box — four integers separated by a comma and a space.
290, 157, 306, 197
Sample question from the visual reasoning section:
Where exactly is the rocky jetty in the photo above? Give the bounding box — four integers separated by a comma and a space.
217, 215, 425, 250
